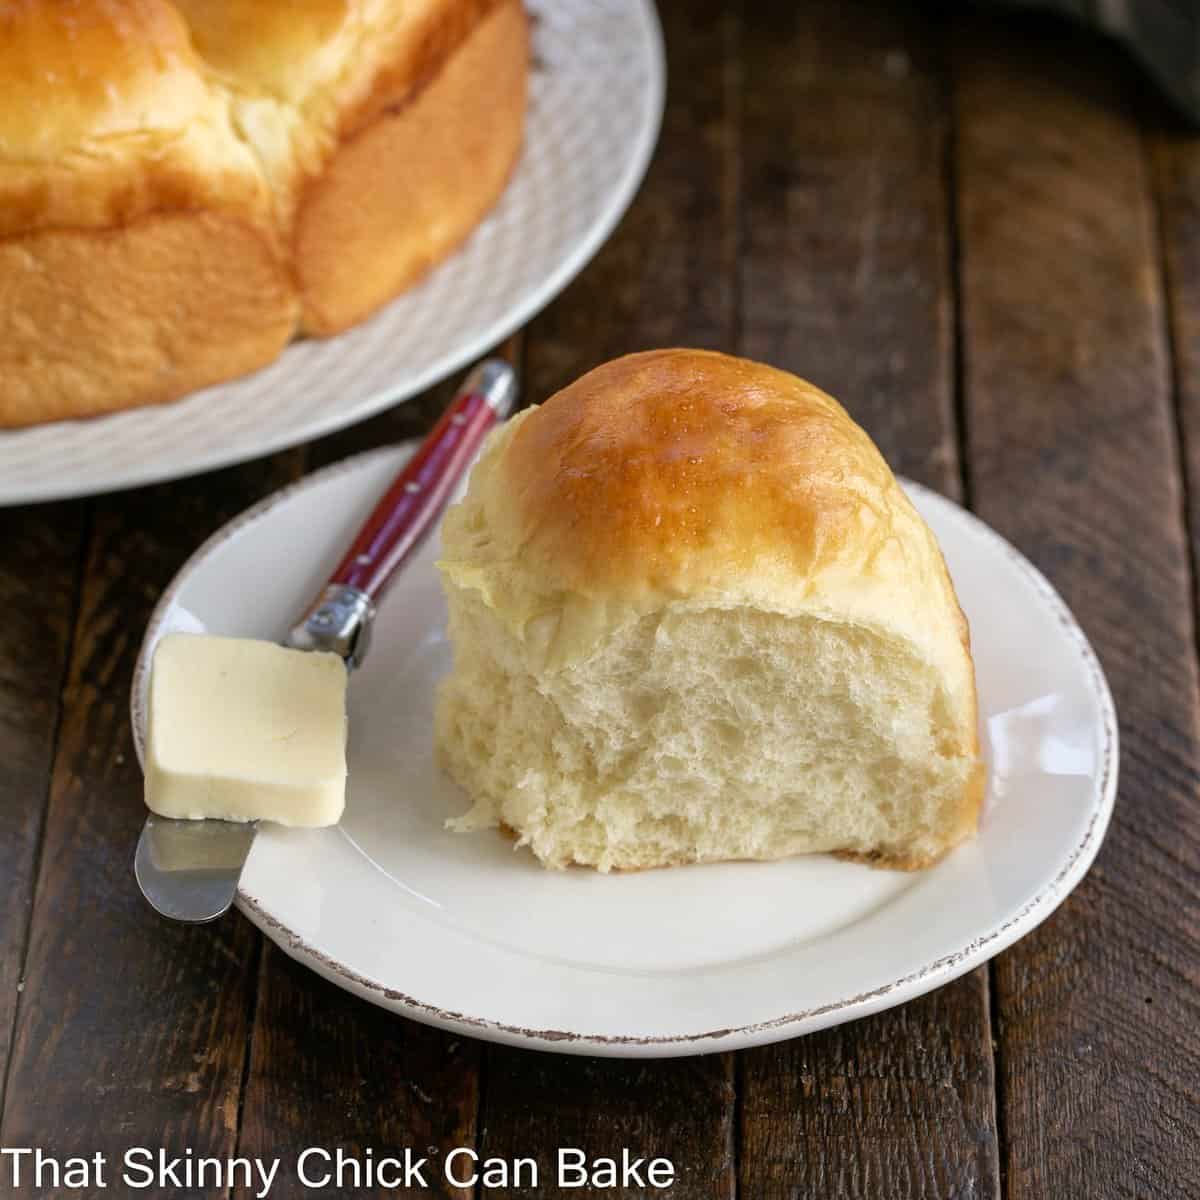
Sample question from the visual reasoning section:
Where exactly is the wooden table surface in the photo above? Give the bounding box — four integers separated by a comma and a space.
3, 3, 1199, 1197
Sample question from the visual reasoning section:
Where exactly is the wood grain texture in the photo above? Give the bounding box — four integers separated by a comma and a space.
521, 0, 739, 399
1152, 128, 1200, 640
954, 14, 1200, 1198
739, 0, 959, 490
477, 1052, 735, 1199
0, 503, 84, 1109
0, 454, 301, 1173
234, 945, 480, 1200
474, 3, 739, 1196
737, 4, 999, 1197
741, 987, 1000, 1200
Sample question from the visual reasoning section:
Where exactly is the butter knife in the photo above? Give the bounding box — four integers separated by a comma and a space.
135, 358, 518, 923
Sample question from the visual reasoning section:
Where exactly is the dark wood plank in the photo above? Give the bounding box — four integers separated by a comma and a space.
0, 502, 84, 1108
1153, 127, 1200, 634
741, 986, 999, 1200
0, 453, 302, 1175
520, 0, 738, 398
954, 13, 1200, 1198
234, 945, 480, 1200
737, 4, 1000, 1197
739, 0, 960, 490
476, 2, 739, 1195
477, 1051, 734, 1198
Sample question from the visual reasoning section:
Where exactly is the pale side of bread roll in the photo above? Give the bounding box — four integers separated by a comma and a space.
436, 349, 985, 872
0, 0, 528, 426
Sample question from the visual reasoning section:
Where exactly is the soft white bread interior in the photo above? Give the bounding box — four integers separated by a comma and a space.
436, 349, 984, 872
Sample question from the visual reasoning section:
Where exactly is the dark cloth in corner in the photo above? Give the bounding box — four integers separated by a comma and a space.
980, 0, 1200, 124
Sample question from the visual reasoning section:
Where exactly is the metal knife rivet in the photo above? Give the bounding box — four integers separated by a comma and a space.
405, 481, 421, 494
355, 554, 372, 565
451, 413, 467, 426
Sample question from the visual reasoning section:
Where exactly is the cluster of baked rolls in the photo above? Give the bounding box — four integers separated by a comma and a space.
0, 0, 528, 426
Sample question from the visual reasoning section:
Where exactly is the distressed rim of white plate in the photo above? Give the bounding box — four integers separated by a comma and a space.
132, 446, 1119, 1056
1, 1, 665, 506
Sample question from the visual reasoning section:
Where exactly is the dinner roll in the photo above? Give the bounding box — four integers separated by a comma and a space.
436, 350, 984, 872
0, 0, 528, 426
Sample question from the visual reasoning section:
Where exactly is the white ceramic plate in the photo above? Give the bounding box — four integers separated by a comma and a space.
132, 445, 1118, 1057
0, 0, 664, 505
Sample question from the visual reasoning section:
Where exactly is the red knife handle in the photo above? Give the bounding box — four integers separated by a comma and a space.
285, 359, 517, 667
331, 360, 517, 601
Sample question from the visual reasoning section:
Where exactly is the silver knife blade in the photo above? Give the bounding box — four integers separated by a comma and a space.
135, 814, 259, 923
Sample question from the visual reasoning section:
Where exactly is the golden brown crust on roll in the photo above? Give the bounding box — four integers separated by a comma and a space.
296, 0, 529, 334
438, 350, 984, 872
0, 0, 275, 239
504, 349, 920, 595
0, 214, 297, 427
456, 349, 977, 701
0, 0, 528, 427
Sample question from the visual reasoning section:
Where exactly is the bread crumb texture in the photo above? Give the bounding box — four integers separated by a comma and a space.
437, 350, 984, 872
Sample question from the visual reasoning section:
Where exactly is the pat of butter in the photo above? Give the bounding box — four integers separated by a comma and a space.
145, 633, 348, 826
